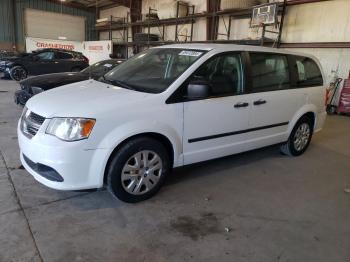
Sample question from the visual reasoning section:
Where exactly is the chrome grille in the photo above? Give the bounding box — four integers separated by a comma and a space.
21, 109, 45, 138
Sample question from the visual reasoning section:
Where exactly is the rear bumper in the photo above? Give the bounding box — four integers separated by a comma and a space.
315, 111, 327, 133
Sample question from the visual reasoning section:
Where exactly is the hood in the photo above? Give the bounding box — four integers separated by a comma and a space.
0, 56, 19, 63
20, 72, 88, 90
26, 79, 152, 118
1, 53, 30, 62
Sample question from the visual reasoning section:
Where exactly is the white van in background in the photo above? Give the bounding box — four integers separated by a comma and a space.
18, 44, 326, 202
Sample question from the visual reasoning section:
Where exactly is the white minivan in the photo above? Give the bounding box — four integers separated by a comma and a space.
18, 44, 326, 202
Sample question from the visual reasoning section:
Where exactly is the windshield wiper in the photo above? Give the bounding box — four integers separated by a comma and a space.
99, 75, 116, 85
111, 79, 135, 90
99, 75, 135, 90
99, 75, 110, 83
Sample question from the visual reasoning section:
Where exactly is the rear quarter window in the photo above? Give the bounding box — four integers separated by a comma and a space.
294, 56, 323, 87
56, 52, 73, 59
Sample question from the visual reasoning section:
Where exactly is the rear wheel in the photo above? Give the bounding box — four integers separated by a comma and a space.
10, 66, 27, 81
281, 116, 313, 156
107, 137, 170, 203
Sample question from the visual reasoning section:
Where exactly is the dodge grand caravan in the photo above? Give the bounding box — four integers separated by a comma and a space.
18, 44, 326, 203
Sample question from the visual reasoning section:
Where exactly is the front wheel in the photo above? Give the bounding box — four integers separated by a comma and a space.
107, 137, 170, 203
281, 116, 313, 156
10, 66, 27, 81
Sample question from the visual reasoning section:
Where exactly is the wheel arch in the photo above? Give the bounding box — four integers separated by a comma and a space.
303, 112, 316, 129
103, 132, 176, 185
288, 105, 317, 136
10, 64, 27, 72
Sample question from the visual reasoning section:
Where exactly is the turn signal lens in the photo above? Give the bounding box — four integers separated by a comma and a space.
81, 119, 95, 137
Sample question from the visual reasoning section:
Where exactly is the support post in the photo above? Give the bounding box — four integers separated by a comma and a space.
277, 0, 287, 48
175, 1, 180, 41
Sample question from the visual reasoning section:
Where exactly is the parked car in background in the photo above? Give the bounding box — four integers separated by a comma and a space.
0, 50, 17, 60
0, 48, 89, 81
18, 44, 326, 203
14, 59, 124, 106
0, 52, 29, 79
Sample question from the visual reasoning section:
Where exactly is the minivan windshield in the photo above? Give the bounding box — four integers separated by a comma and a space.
101, 48, 206, 93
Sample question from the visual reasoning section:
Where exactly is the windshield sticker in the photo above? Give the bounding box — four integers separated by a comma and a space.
104, 64, 113, 68
179, 51, 203, 57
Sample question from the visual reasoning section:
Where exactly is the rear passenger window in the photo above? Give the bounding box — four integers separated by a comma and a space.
295, 56, 323, 87
56, 52, 73, 59
250, 53, 290, 92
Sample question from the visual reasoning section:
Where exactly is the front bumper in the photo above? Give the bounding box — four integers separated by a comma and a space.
14, 90, 31, 106
18, 119, 109, 190
0, 65, 10, 73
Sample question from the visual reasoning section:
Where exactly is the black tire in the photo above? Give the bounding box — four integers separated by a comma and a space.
10, 66, 27, 81
107, 137, 170, 203
326, 105, 337, 115
71, 67, 81, 72
280, 115, 313, 156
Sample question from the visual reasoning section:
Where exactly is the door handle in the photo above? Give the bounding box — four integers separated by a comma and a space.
234, 102, 249, 108
253, 99, 267, 106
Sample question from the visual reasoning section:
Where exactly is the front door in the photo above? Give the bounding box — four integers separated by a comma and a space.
30, 51, 56, 75
183, 52, 251, 165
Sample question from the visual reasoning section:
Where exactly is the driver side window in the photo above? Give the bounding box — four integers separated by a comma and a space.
190, 53, 244, 97
35, 51, 54, 60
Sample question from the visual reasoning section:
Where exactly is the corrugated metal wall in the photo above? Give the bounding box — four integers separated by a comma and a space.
0, 0, 97, 50
0, 0, 15, 45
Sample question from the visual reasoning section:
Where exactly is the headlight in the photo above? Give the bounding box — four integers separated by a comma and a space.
46, 118, 96, 141
21, 106, 28, 117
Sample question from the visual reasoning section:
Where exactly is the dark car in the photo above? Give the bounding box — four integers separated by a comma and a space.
14, 59, 124, 106
0, 50, 17, 60
0, 48, 89, 81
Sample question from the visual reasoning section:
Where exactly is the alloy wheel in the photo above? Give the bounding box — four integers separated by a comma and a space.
12, 68, 26, 81
293, 123, 311, 152
121, 150, 163, 195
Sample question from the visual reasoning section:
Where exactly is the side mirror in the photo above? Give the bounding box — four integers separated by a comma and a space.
187, 80, 210, 100
32, 56, 39, 61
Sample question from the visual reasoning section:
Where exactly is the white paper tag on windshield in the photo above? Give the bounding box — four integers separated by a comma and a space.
179, 51, 203, 57
104, 64, 113, 68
